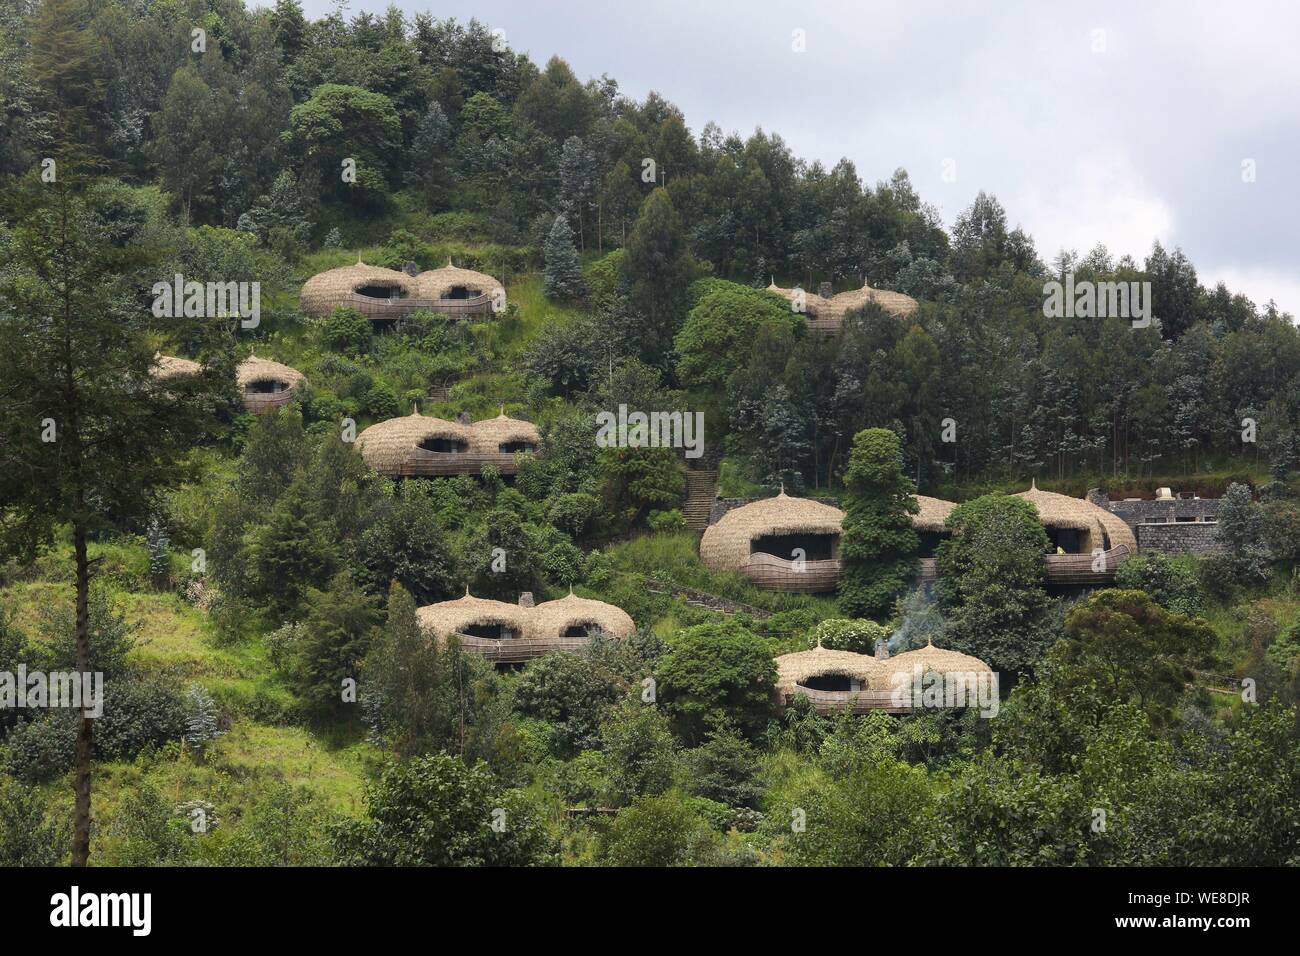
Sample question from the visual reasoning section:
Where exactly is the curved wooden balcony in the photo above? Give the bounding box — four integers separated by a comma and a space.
450, 633, 591, 664
743, 553, 841, 592
243, 390, 295, 415
784, 686, 912, 715
399, 450, 529, 477
343, 291, 495, 321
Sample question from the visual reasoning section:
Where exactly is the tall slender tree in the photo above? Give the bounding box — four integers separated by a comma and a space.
0, 170, 222, 864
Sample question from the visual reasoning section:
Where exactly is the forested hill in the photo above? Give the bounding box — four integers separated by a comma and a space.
2, 0, 1298, 497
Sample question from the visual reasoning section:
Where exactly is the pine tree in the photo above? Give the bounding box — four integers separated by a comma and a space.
543, 214, 586, 300
184, 683, 223, 755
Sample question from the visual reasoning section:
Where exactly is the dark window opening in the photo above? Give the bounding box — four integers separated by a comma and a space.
444, 285, 480, 300
563, 622, 597, 638
917, 530, 950, 558
354, 283, 407, 300
418, 437, 468, 454
802, 674, 855, 692
463, 623, 514, 641
499, 441, 536, 454
751, 533, 836, 562
1045, 526, 1084, 554
247, 379, 284, 394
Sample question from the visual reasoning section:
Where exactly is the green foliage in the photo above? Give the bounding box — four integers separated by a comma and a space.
322, 307, 373, 354
599, 698, 679, 805
1059, 589, 1216, 727
598, 791, 720, 866
674, 281, 796, 389
293, 571, 379, 718
543, 215, 586, 300
683, 726, 764, 808
0, 776, 64, 865
334, 753, 555, 866
812, 618, 889, 654
183, 682, 223, 754
512, 652, 623, 756
656, 619, 776, 744
838, 429, 919, 618
1112, 552, 1205, 616
935, 495, 1056, 675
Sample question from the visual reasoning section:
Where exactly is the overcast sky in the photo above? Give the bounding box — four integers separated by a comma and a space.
301, 0, 1299, 315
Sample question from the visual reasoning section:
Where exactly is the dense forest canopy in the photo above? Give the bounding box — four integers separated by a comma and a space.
0, 0, 1297, 872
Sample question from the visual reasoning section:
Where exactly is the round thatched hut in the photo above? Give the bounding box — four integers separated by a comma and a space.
774, 646, 881, 704
774, 640, 994, 714
237, 356, 305, 415
526, 592, 635, 643
415, 261, 502, 316
299, 260, 421, 320
766, 279, 918, 334
1014, 481, 1136, 581
153, 354, 201, 381
355, 409, 472, 477
416, 595, 527, 647
417, 590, 633, 664
356, 408, 542, 477
469, 411, 542, 462
699, 491, 845, 592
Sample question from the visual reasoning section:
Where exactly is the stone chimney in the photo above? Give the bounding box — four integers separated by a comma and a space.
402, 261, 420, 277
818, 281, 834, 300
517, 592, 534, 608
456, 411, 471, 425
874, 639, 890, 660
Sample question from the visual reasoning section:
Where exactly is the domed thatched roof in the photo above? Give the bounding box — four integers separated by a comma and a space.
881, 640, 994, 681
300, 260, 417, 318
774, 646, 882, 697
765, 280, 918, 320
416, 261, 500, 300
416, 592, 528, 641
526, 592, 635, 641
153, 354, 201, 381
469, 411, 542, 455
913, 495, 957, 532
355, 409, 470, 473
237, 356, 305, 390
1014, 481, 1136, 552
699, 491, 845, 572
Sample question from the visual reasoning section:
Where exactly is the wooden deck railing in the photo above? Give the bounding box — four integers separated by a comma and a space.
784, 686, 913, 714
342, 291, 496, 321
243, 390, 295, 415
399, 450, 530, 477
743, 553, 841, 592
917, 546, 1132, 585
451, 633, 591, 663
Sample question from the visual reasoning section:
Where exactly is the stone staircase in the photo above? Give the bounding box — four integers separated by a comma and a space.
683, 468, 719, 531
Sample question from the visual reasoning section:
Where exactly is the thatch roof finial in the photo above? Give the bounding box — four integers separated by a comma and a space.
446, 257, 454, 268
1030, 477, 1037, 491
412, 403, 419, 416
464, 584, 470, 597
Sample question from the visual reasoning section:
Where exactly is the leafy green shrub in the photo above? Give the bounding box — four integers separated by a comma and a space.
647, 509, 685, 532
4, 714, 75, 782
1113, 552, 1204, 616
656, 619, 776, 744
597, 790, 719, 866
812, 618, 890, 653
513, 652, 622, 756
322, 307, 373, 354
96, 677, 187, 760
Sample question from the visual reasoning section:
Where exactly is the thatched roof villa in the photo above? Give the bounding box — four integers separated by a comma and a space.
699, 490, 845, 592
417, 589, 633, 664
299, 259, 501, 321
1014, 480, 1136, 582
703, 483, 1136, 589
237, 355, 305, 414
774, 641, 993, 714
766, 279, 918, 335
355, 408, 541, 477
152, 353, 305, 415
